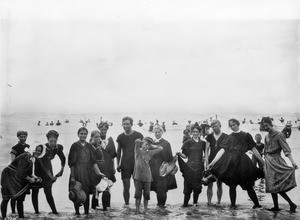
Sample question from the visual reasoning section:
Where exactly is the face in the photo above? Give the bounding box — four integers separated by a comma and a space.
78, 130, 88, 141
99, 127, 108, 137
229, 121, 239, 132
92, 132, 101, 145
33, 146, 42, 157
154, 129, 163, 139
122, 120, 132, 132
192, 128, 200, 139
255, 135, 262, 142
142, 141, 150, 151
18, 135, 27, 144
212, 123, 221, 134
204, 127, 210, 135
262, 123, 272, 132
48, 137, 58, 148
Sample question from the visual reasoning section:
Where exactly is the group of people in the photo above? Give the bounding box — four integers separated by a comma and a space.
0, 116, 298, 218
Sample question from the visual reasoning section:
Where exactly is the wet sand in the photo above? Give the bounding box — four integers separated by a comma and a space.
4, 202, 300, 220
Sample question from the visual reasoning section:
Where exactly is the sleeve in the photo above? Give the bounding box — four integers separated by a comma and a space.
10, 145, 17, 155
205, 135, 211, 144
68, 143, 77, 167
163, 141, 173, 162
277, 132, 292, 156
246, 133, 256, 151
220, 136, 231, 151
116, 134, 121, 144
57, 145, 66, 166
139, 132, 144, 140
16, 153, 32, 180
88, 144, 97, 165
181, 141, 189, 156
107, 137, 117, 158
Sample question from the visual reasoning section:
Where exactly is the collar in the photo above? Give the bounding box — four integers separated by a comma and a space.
233, 130, 241, 133
155, 137, 162, 143
269, 128, 280, 137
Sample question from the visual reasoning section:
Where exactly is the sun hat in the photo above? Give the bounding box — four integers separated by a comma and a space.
159, 155, 178, 177
69, 181, 86, 206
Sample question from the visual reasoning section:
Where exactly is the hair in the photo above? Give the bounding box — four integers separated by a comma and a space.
255, 133, 262, 139
259, 117, 273, 131
17, 130, 28, 137
191, 124, 202, 133
35, 145, 43, 154
89, 130, 100, 144
228, 118, 240, 127
261, 117, 273, 126
46, 130, 59, 139
122, 116, 133, 125
98, 121, 109, 129
211, 120, 221, 127
153, 125, 163, 133
77, 127, 88, 135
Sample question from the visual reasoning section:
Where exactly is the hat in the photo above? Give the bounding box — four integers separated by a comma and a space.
69, 181, 86, 206
159, 155, 178, 177
143, 137, 154, 144
46, 130, 59, 139
17, 130, 28, 137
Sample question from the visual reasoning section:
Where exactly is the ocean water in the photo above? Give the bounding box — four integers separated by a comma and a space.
0, 112, 300, 214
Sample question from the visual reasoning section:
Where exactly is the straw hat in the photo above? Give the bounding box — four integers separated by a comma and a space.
159, 155, 178, 177
69, 181, 86, 206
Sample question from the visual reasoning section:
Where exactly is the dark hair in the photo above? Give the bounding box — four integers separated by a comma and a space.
191, 124, 202, 133
46, 130, 59, 139
259, 117, 273, 131
122, 116, 133, 125
261, 117, 273, 126
78, 127, 88, 135
228, 118, 240, 127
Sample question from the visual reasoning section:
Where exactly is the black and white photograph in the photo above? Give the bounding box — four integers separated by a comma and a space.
0, 1, 300, 219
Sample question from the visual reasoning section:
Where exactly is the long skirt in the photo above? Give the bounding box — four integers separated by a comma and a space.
264, 153, 296, 193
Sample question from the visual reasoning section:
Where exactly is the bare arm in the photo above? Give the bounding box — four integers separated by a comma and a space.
251, 147, 264, 166
176, 152, 187, 159
93, 163, 105, 177
205, 142, 210, 167
116, 143, 122, 167
10, 153, 16, 162
207, 148, 225, 169
287, 154, 298, 169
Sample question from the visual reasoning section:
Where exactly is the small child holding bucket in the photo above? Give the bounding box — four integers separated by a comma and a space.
133, 137, 163, 214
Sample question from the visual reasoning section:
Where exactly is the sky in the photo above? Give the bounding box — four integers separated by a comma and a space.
0, 0, 300, 115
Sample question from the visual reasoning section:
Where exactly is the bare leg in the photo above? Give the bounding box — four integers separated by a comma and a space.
135, 198, 141, 214
144, 199, 148, 214
217, 181, 223, 204
207, 183, 213, 205
122, 179, 131, 205
229, 185, 236, 208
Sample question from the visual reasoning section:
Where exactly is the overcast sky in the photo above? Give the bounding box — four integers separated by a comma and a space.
0, 0, 299, 115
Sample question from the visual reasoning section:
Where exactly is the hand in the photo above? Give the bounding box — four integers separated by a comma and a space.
70, 176, 76, 183
292, 162, 298, 169
28, 177, 35, 184
117, 165, 121, 172
55, 170, 64, 177
207, 163, 213, 170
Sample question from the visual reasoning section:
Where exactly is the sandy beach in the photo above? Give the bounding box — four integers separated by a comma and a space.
1, 112, 300, 220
